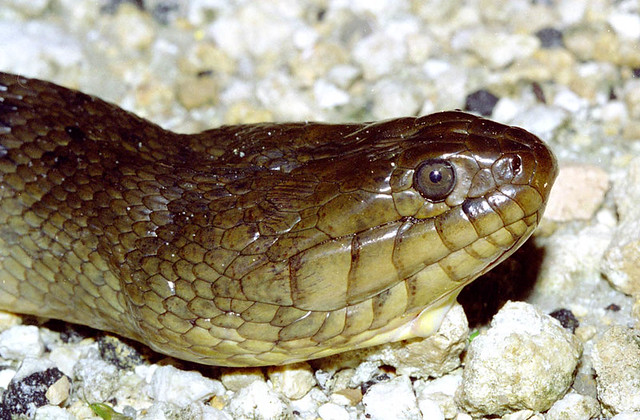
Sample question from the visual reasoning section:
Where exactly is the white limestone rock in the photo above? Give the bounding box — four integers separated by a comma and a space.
456, 302, 581, 416
592, 326, 640, 416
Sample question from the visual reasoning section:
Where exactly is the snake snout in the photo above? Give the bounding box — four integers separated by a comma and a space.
503, 126, 558, 205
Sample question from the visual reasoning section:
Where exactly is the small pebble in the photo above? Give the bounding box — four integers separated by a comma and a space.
331, 388, 362, 406
146, 365, 224, 408
362, 376, 421, 420
414, 372, 461, 419
317, 402, 350, 420
370, 79, 422, 119
552, 87, 589, 113
108, 3, 155, 50
352, 31, 408, 80
549, 308, 580, 333
611, 413, 640, 420
314, 79, 350, 109
465, 90, 499, 116
267, 362, 316, 400
45, 375, 71, 406
417, 399, 444, 420
48, 345, 91, 378
502, 410, 541, 420
468, 31, 539, 68
545, 391, 601, 420
0, 325, 44, 359
0, 369, 16, 389
535, 27, 564, 49
73, 357, 120, 402
289, 388, 329, 419
220, 367, 264, 392
176, 74, 219, 109
226, 381, 290, 420
510, 105, 567, 138
0, 311, 22, 331
607, 12, 640, 40
34, 405, 77, 420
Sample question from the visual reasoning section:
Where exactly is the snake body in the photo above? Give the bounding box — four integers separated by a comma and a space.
0, 72, 557, 366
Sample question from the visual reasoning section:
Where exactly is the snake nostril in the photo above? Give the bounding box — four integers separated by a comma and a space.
510, 155, 523, 175
492, 154, 523, 184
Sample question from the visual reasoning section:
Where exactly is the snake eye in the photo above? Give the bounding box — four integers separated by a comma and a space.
413, 158, 456, 202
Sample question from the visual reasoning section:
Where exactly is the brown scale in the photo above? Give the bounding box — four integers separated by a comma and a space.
0, 72, 557, 366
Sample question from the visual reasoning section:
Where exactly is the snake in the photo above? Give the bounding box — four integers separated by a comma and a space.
0, 71, 557, 367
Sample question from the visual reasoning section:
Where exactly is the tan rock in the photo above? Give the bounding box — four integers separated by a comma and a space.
544, 164, 609, 222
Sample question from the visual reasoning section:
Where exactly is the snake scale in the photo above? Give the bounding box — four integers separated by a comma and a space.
0, 72, 557, 366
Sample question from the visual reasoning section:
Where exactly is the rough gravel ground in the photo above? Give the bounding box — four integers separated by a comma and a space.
1, 0, 640, 419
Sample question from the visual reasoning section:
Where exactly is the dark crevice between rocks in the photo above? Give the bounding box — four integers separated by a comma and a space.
458, 239, 545, 328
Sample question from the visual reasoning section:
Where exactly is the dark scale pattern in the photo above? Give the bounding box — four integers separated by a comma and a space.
0, 72, 558, 366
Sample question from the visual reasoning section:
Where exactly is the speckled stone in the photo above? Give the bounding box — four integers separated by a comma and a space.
226, 381, 290, 420
414, 372, 461, 419
456, 302, 581, 416
592, 326, 640, 416
602, 156, 640, 296
73, 357, 120, 403
288, 388, 331, 418
2, 368, 66, 418
146, 365, 224, 408
362, 376, 421, 420
545, 391, 601, 420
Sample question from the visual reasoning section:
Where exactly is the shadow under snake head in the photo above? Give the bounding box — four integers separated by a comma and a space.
0, 72, 557, 366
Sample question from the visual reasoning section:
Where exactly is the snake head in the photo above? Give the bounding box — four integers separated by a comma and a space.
144, 111, 558, 366
386, 112, 558, 307
203, 111, 557, 366
284, 111, 558, 314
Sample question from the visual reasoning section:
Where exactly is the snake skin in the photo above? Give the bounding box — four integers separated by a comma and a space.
0, 72, 557, 366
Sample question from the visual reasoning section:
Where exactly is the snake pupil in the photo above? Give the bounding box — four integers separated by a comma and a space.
414, 158, 456, 202
429, 170, 442, 183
